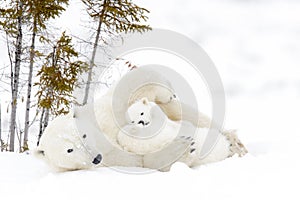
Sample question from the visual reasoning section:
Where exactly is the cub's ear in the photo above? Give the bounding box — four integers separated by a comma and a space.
141, 97, 149, 105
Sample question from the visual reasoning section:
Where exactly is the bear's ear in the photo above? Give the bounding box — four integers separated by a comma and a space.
33, 149, 45, 159
141, 97, 149, 105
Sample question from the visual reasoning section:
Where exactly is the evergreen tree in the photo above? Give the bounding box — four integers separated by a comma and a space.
35, 32, 88, 145
81, 0, 151, 105
23, 0, 69, 151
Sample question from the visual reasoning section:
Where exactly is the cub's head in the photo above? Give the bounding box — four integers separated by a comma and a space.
126, 97, 153, 127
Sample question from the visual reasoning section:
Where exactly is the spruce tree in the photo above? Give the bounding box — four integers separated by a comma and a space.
23, 0, 69, 151
35, 32, 88, 145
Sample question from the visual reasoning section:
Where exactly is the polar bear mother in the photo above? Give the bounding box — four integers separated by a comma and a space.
37, 67, 218, 170
36, 67, 195, 171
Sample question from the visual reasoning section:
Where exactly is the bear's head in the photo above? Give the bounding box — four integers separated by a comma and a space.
35, 114, 102, 171
118, 97, 178, 155
126, 97, 153, 128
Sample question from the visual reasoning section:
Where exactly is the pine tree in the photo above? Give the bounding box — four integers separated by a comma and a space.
35, 32, 88, 145
23, 0, 69, 151
0, 0, 25, 152
81, 0, 151, 105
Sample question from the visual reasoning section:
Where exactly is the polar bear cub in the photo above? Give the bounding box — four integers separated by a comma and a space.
118, 98, 248, 167
117, 98, 179, 155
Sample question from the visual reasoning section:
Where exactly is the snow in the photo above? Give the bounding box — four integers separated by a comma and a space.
1, 0, 300, 199
1, 146, 299, 200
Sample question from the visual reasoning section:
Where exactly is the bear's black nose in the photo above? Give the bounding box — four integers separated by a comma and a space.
92, 154, 102, 165
138, 120, 145, 126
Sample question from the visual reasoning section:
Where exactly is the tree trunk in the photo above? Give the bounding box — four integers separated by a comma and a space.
23, 20, 37, 150
9, 0, 23, 152
82, 18, 102, 105
36, 108, 50, 146
37, 108, 45, 146
43, 108, 50, 132
82, 0, 107, 105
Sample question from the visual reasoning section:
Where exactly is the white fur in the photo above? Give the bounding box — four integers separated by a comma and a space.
36, 105, 144, 171
36, 104, 191, 171
118, 98, 178, 154
179, 128, 232, 167
36, 68, 183, 171
36, 113, 95, 171
92, 67, 213, 148
118, 98, 240, 168
36, 67, 246, 171
158, 99, 212, 128
93, 67, 176, 147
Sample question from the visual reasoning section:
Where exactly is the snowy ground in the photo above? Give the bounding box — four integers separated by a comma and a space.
1, 0, 300, 199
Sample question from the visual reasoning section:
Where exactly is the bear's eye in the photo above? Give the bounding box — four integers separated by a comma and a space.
131, 121, 135, 123
140, 112, 144, 116
67, 149, 73, 153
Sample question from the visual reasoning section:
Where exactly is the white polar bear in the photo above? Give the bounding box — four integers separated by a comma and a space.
93, 67, 214, 149
117, 98, 179, 154
36, 104, 191, 171
117, 98, 248, 167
